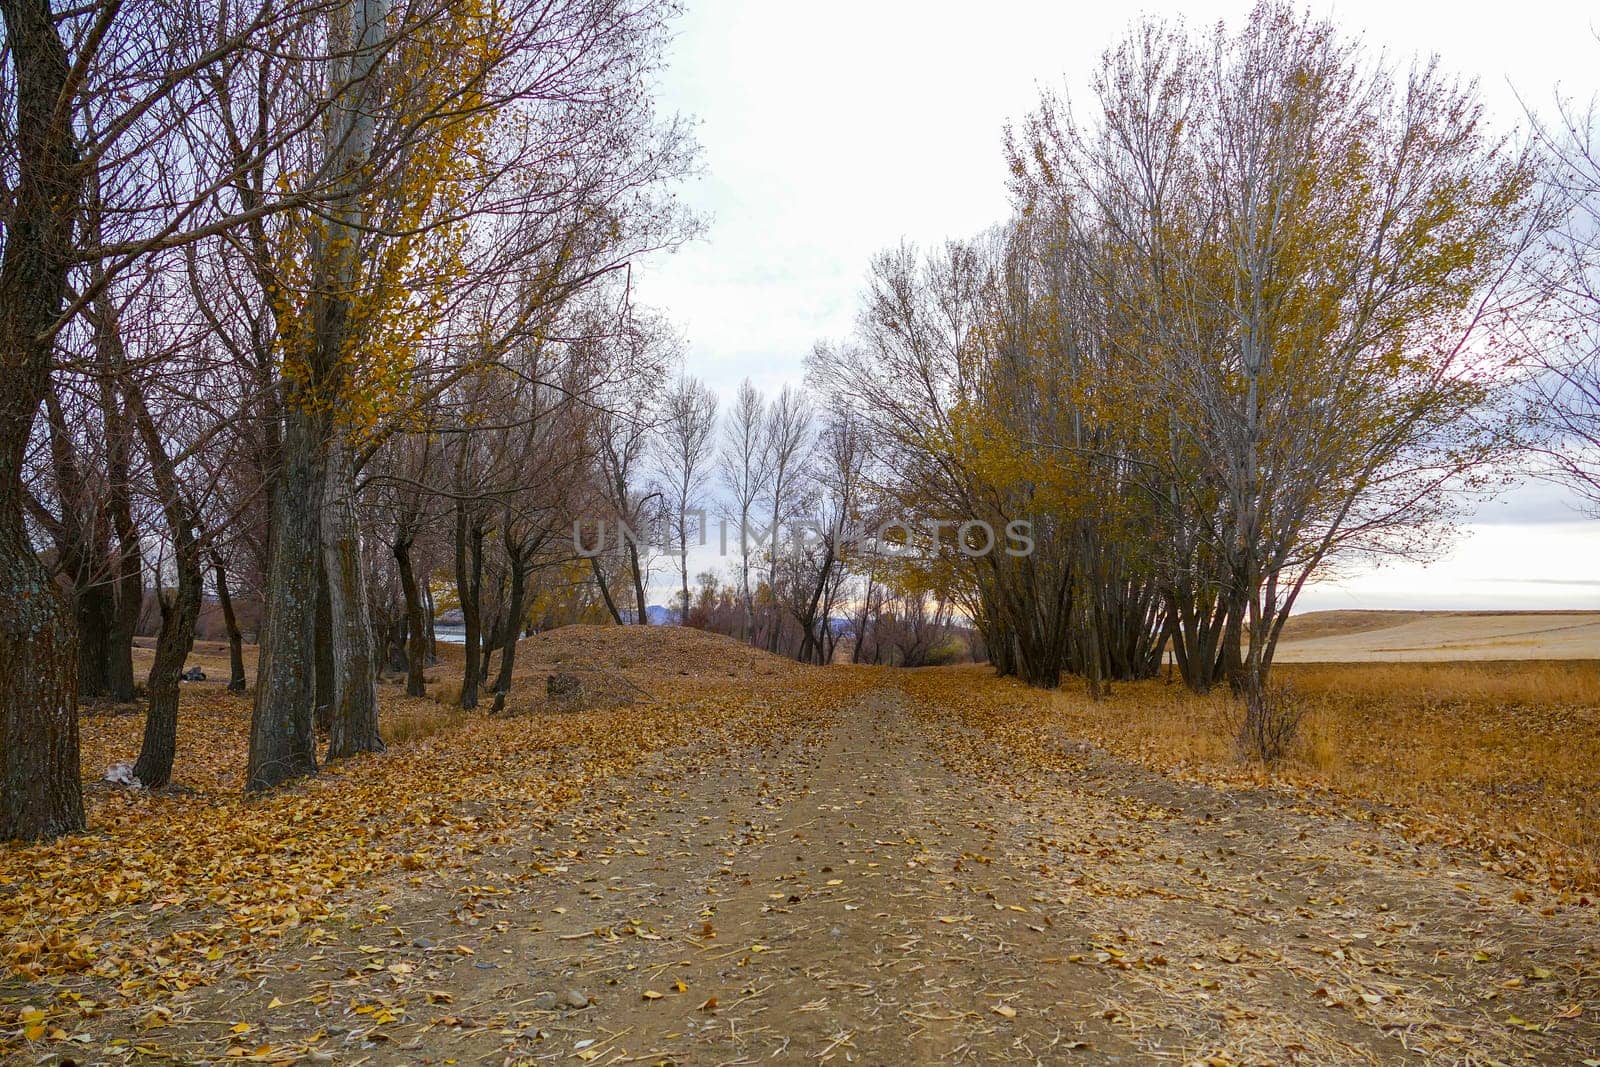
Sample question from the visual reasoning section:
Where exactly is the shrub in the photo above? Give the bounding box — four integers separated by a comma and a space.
923, 637, 971, 667
1234, 678, 1308, 763
385, 703, 463, 746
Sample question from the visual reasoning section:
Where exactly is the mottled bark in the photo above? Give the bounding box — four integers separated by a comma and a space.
75, 585, 114, 700
245, 408, 323, 792
314, 557, 334, 732
323, 443, 383, 758
0, 513, 81, 839
0, 0, 85, 840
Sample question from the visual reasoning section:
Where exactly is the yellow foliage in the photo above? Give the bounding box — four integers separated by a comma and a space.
273, 0, 505, 436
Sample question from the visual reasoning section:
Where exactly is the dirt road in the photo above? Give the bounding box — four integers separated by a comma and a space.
67, 679, 1598, 1065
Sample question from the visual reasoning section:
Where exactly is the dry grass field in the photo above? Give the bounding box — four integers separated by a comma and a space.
1006, 658, 1600, 892
1272, 609, 1600, 661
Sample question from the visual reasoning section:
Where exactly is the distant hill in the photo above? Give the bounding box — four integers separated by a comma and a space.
1275, 610, 1600, 661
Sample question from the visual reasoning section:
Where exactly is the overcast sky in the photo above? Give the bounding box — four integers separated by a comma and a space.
631, 0, 1600, 611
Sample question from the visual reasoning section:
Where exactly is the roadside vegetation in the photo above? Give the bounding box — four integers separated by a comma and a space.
900, 660, 1600, 892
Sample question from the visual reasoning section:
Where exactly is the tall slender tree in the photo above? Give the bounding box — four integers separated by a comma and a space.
658, 375, 718, 623
719, 379, 770, 637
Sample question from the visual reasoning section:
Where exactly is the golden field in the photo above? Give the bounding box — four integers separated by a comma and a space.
1012, 658, 1600, 892
1271, 609, 1600, 661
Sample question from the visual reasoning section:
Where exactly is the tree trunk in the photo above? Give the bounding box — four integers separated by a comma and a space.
0, 509, 81, 839
424, 584, 437, 663
1165, 582, 1229, 695
95, 287, 141, 704
590, 554, 625, 625
106, 530, 142, 702
133, 527, 201, 790
489, 549, 528, 714
245, 408, 323, 792
0, 0, 85, 841
628, 535, 648, 624
454, 502, 482, 710
213, 556, 248, 691
476, 542, 497, 685
314, 555, 334, 732
1075, 525, 1106, 700
386, 616, 409, 674
254, 0, 389, 772
1220, 582, 1247, 697
75, 584, 114, 701
679, 543, 690, 627
851, 571, 875, 664
323, 443, 383, 758
39, 387, 110, 705
103, 295, 207, 791
394, 534, 428, 696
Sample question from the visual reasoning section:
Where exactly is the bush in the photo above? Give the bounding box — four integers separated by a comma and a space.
922, 637, 971, 667
385, 703, 463, 746
1234, 678, 1308, 764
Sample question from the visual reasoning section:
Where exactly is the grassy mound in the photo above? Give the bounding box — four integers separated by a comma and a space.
516, 624, 808, 680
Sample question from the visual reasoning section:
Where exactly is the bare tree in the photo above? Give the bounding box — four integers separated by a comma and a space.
0, 0, 324, 835
586, 313, 675, 624
1528, 66, 1600, 510
718, 379, 770, 637
590, 404, 661, 625
759, 384, 813, 647
483, 351, 595, 713
777, 413, 868, 664
657, 375, 718, 623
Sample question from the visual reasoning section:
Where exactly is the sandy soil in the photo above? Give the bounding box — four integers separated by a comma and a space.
1274, 611, 1600, 662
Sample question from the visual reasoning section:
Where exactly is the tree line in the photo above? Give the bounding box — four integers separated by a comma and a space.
682, 4, 1599, 760
2, 0, 696, 839
2, 0, 1596, 841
